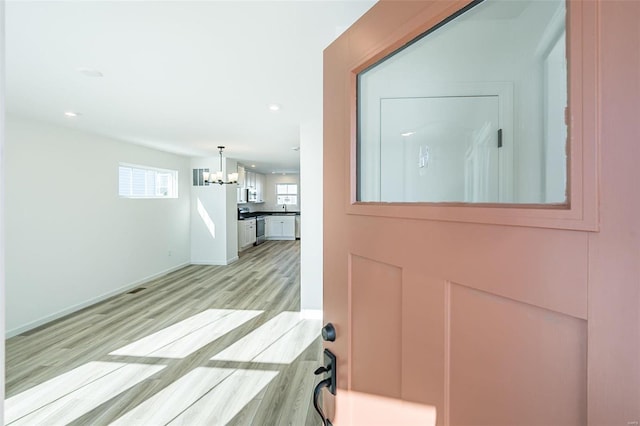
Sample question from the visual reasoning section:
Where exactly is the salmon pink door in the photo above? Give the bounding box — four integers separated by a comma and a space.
322, 0, 640, 425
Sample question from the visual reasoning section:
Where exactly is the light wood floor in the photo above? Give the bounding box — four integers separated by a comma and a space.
5, 240, 324, 425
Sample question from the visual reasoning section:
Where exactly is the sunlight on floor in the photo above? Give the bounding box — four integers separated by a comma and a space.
5, 361, 127, 424
168, 368, 279, 425
252, 318, 322, 364
113, 367, 279, 425
110, 309, 262, 358
212, 311, 322, 364
110, 367, 237, 425
6, 308, 320, 425
8, 362, 166, 425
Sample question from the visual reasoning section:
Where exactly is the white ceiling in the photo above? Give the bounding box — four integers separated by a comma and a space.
6, 1, 375, 174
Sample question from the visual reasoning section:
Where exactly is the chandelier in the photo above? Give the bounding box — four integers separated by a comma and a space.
204, 146, 238, 185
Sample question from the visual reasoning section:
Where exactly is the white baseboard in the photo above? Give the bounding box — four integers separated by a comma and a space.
301, 309, 323, 320
5, 262, 190, 338
190, 256, 238, 266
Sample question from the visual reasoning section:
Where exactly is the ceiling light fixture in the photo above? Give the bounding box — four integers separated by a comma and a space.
251, 165, 256, 168
291, 146, 300, 151
203, 146, 238, 185
268, 104, 281, 112
64, 111, 80, 117
401, 131, 416, 137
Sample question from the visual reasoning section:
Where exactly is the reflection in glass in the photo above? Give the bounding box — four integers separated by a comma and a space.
358, 0, 567, 204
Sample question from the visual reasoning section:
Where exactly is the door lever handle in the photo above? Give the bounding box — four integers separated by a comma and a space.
312, 349, 337, 426
313, 378, 333, 426
314, 365, 332, 375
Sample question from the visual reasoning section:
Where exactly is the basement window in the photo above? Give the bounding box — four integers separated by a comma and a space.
119, 163, 178, 198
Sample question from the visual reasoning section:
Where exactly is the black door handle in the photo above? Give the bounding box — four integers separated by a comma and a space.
313, 378, 333, 426
313, 348, 337, 426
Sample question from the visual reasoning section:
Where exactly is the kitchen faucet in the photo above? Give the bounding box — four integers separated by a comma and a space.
283, 204, 287, 213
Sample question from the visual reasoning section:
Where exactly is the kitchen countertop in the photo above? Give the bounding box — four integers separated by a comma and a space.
238, 211, 300, 220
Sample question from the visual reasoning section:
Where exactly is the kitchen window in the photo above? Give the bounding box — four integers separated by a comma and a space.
119, 163, 178, 198
276, 183, 297, 205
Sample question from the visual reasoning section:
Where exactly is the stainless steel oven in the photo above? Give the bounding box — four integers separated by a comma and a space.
255, 216, 266, 245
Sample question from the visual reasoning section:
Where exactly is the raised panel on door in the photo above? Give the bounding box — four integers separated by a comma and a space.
448, 283, 586, 425
336, 214, 588, 425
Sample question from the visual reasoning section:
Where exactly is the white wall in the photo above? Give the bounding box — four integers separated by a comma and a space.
190, 156, 238, 265
1, 0, 6, 413
300, 119, 323, 314
5, 116, 192, 336
255, 173, 301, 212
225, 158, 239, 262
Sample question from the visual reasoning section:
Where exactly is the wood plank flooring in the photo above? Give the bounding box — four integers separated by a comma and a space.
5, 240, 324, 425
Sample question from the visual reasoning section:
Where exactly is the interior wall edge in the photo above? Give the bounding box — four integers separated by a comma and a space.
1, 0, 7, 417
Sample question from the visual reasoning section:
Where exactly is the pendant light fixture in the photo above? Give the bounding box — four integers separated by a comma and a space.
203, 146, 238, 185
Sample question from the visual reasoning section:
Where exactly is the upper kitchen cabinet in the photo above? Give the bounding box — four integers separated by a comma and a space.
246, 171, 256, 189
256, 174, 265, 203
237, 165, 246, 188
236, 163, 265, 203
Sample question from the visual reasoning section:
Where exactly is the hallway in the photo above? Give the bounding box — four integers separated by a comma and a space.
5, 241, 322, 425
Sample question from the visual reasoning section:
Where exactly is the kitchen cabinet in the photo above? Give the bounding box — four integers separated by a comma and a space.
237, 165, 246, 188
237, 188, 247, 204
237, 165, 265, 203
246, 171, 260, 202
246, 171, 256, 189
255, 173, 265, 203
237, 165, 247, 204
238, 218, 256, 251
265, 215, 295, 240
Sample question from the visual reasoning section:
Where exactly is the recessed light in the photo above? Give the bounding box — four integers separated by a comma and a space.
251, 165, 256, 168
401, 131, 416, 137
64, 111, 80, 117
268, 104, 281, 112
77, 67, 103, 77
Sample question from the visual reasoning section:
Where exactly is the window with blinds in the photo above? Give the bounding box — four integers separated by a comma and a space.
118, 164, 178, 198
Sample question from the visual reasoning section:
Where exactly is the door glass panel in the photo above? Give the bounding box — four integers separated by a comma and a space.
357, 0, 567, 204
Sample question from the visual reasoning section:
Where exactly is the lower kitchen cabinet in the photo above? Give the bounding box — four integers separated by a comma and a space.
238, 219, 256, 251
265, 215, 295, 240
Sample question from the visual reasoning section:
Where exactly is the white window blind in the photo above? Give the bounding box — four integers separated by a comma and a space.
119, 164, 178, 198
